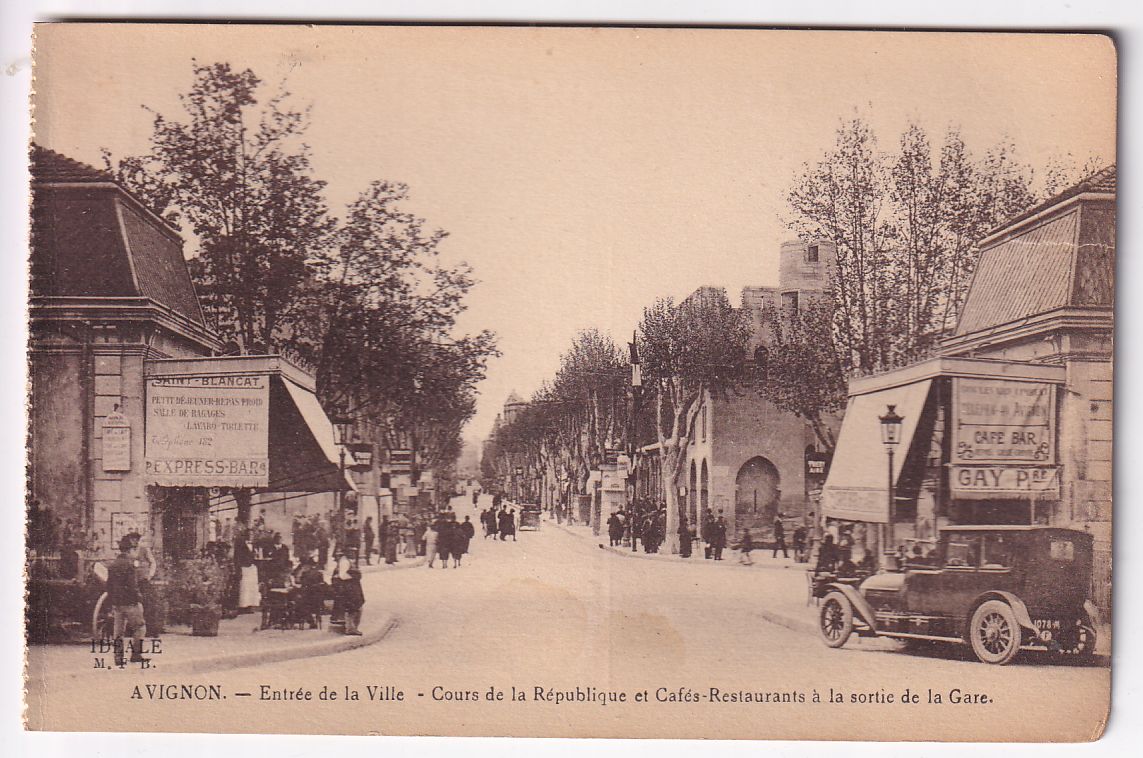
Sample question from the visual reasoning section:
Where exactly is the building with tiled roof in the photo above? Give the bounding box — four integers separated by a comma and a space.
30, 145, 211, 333
822, 164, 1115, 616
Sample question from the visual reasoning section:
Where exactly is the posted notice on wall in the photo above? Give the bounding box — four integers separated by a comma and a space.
144, 374, 270, 487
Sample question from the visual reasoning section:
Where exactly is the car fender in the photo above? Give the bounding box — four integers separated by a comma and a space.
827, 582, 877, 632
970, 590, 1038, 635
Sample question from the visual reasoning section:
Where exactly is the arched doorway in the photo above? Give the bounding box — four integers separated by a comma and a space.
735, 457, 780, 529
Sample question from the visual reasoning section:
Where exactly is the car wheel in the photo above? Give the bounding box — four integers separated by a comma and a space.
819, 591, 854, 648
969, 600, 1022, 665
1057, 622, 1096, 662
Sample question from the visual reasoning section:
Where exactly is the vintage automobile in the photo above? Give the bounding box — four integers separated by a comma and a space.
814, 526, 1098, 664
519, 505, 543, 531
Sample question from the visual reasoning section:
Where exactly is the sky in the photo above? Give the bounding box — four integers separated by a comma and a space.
31, 25, 1117, 445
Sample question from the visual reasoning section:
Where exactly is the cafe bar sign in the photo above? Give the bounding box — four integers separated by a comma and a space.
952, 378, 1055, 464
144, 374, 270, 487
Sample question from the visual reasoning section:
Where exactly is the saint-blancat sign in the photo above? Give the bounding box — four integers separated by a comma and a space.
145, 374, 269, 487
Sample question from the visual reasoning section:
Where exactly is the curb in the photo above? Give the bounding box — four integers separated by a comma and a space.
165, 613, 400, 677
359, 556, 426, 574
549, 520, 806, 573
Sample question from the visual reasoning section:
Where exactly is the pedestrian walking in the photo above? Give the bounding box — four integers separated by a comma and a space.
701, 507, 714, 559
107, 535, 148, 666
678, 516, 693, 558
499, 508, 516, 541
425, 518, 440, 568
739, 527, 754, 565
607, 513, 623, 547
792, 524, 808, 562
363, 517, 376, 565
711, 516, 727, 560
341, 567, 365, 635
455, 515, 474, 567
385, 519, 399, 564
772, 514, 789, 559
437, 515, 454, 569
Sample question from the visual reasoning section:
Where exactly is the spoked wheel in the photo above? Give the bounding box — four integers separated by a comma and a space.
92, 591, 114, 640
819, 591, 854, 648
969, 600, 1021, 665
1056, 621, 1096, 662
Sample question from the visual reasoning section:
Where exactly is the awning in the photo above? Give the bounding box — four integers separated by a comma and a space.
821, 379, 932, 523
267, 377, 357, 493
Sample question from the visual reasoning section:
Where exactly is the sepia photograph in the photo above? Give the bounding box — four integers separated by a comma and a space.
20, 22, 1116, 741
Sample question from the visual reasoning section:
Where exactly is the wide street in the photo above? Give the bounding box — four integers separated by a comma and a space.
26, 494, 1108, 740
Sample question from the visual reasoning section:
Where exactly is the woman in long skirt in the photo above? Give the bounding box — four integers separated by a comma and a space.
235, 534, 260, 609
424, 520, 439, 568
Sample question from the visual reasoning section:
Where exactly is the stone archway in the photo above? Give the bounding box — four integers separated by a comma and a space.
734, 456, 780, 529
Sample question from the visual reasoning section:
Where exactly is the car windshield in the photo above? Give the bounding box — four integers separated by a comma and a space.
980, 535, 1014, 569
945, 540, 973, 567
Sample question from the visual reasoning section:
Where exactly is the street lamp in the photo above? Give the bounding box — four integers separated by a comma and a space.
628, 333, 642, 552
879, 404, 904, 560
331, 410, 353, 564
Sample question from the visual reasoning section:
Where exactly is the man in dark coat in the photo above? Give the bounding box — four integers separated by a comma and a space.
607, 513, 623, 547
266, 532, 292, 587
678, 515, 693, 558
772, 514, 789, 559
498, 508, 516, 541
455, 515, 475, 567
107, 535, 148, 665
363, 517, 376, 565
710, 516, 728, 561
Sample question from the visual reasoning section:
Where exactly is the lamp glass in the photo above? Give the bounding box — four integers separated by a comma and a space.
879, 404, 903, 447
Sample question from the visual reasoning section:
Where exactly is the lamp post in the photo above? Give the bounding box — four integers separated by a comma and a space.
628, 333, 642, 552
331, 410, 353, 563
879, 404, 904, 561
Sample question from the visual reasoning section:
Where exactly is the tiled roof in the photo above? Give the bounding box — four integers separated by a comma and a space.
30, 145, 208, 329
30, 145, 114, 184
956, 211, 1079, 335
955, 164, 1116, 337
989, 165, 1116, 236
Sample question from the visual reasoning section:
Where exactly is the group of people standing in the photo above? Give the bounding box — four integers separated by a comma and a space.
425, 511, 475, 568
479, 502, 517, 542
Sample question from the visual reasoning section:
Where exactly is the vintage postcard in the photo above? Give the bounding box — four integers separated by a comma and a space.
23, 24, 1115, 740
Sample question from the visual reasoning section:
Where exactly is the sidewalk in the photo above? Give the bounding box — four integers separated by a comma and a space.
26, 562, 407, 691
551, 516, 1111, 661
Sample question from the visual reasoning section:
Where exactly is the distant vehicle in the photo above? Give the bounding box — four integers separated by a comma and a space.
519, 505, 542, 531
813, 526, 1098, 665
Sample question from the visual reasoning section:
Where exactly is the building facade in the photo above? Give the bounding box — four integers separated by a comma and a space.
822, 167, 1114, 614
680, 239, 840, 539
